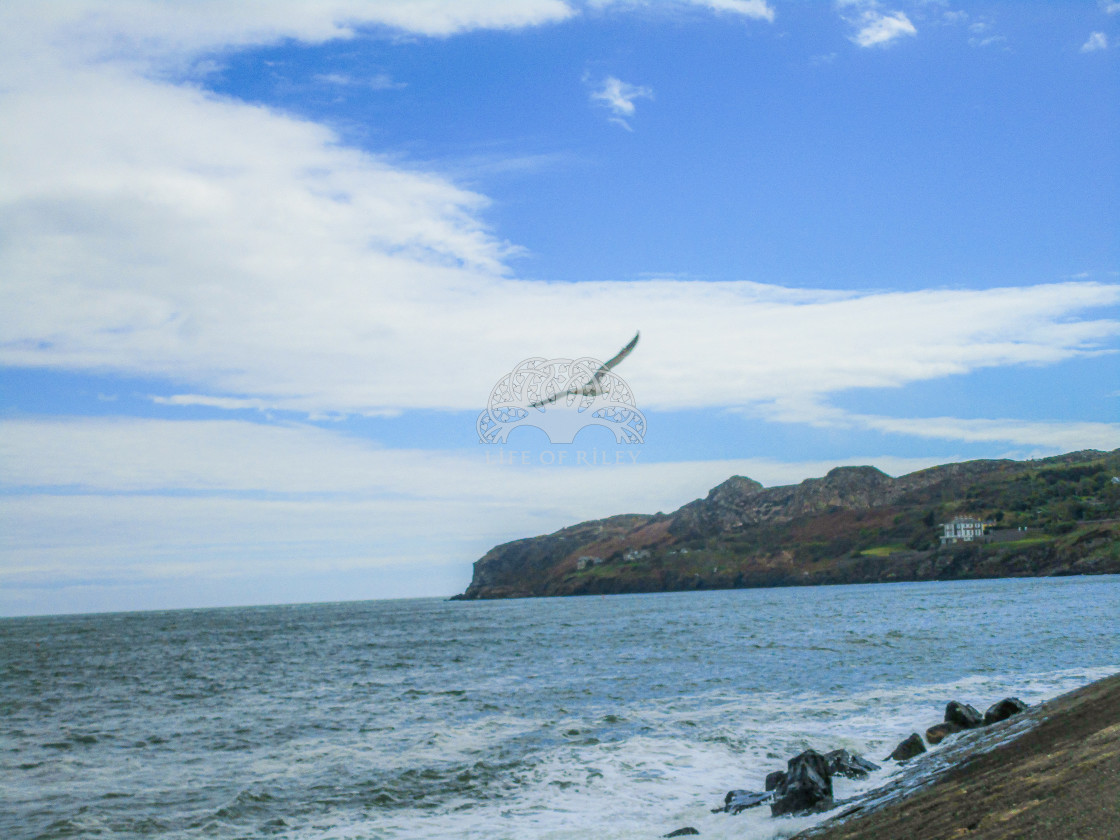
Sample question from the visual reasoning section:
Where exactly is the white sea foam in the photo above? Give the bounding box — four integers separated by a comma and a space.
325, 665, 1116, 840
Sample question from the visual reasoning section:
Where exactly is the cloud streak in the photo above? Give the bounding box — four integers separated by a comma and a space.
589, 75, 654, 129
591, 0, 774, 22
0, 417, 941, 499
314, 71, 404, 90
747, 400, 1120, 454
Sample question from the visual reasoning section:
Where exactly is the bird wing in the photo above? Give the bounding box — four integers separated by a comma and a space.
529, 331, 640, 408
601, 331, 640, 371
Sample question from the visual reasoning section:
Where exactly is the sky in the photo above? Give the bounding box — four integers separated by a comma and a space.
1, 0, 1118, 616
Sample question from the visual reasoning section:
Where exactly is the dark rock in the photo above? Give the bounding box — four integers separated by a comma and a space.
945, 700, 983, 729
770, 749, 834, 817
983, 697, 1028, 726
663, 828, 699, 838
887, 733, 926, 762
764, 770, 786, 791
721, 789, 772, 814
926, 721, 965, 745
824, 749, 880, 779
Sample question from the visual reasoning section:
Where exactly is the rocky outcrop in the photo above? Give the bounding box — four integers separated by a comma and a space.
923, 696, 1032, 746
705, 691, 1042, 836
944, 701, 983, 730
456, 449, 1120, 600
887, 733, 926, 762
825, 749, 880, 779
788, 676, 1119, 840
771, 750, 835, 817
983, 697, 1028, 725
454, 513, 656, 600
669, 467, 896, 541
925, 722, 964, 745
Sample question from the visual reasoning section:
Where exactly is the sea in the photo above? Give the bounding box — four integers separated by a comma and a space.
2, 575, 1118, 840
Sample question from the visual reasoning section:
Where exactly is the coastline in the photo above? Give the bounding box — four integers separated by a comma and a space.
456, 449, 1120, 601
791, 671, 1120, 840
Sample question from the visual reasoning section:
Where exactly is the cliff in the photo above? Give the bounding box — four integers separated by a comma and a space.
455, 449, 1120, 600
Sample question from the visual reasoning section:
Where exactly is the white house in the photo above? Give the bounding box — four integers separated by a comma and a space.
940, 516, 986, 545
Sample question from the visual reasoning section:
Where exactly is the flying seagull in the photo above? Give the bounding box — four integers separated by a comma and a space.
530, 331, 640, 408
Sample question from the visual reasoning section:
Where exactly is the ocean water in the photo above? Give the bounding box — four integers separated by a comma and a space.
2, 576, 1118, 840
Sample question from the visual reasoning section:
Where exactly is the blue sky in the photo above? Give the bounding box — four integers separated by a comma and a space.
1, 1, 1118, 616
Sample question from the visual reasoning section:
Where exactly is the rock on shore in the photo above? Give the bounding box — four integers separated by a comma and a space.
792, 672, 1120, 840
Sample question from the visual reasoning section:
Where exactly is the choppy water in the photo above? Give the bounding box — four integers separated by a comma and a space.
2, 576, 1118, 840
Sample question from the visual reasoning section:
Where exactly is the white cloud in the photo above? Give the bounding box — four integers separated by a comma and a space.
0, 493, 488, 611
0, 0, 576, 64
853, 10, 917, 47
861, 415, 1120, 451
838, 2, 917, 48
0, 417, 945, 500
691, 0, 775, 22
315, 71, 404, 90
1081, 32, 1108, 52
590, 0, 774, 22
4, 3, 1116, 420
589, 75, 654, 129
0, 417, 468, 497
747, 400, 1120, 453
151, 394, 278, 411
966, 20, 1006, 49
1, 68, 1117, 418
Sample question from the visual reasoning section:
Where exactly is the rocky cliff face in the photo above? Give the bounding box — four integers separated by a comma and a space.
457, 513, 655, 599
669, 466, 899, 540
454, 450, 1120, 600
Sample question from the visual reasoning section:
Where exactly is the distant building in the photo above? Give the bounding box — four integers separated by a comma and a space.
940, 515, 986, 545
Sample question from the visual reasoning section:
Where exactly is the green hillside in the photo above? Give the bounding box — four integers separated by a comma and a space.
456, 449, 1120, 599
